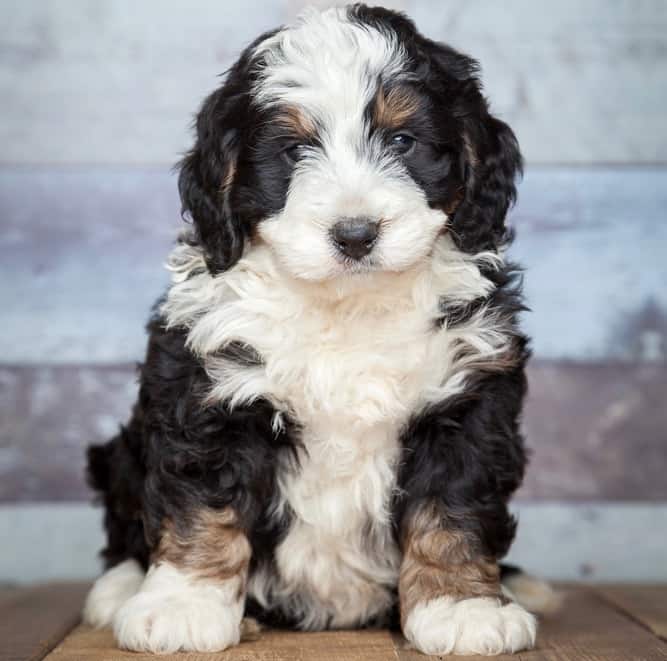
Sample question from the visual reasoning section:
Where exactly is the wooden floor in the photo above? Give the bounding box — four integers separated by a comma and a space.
1, 584, 666, 660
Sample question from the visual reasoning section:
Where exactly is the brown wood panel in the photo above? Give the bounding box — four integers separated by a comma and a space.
3, 361, 667, 502
519, 362, 667, 500
45, 627, 397, 661
596, 585, 667, 641
0, 582, 88, 661
392, 587, 667, 660
0, 586, 19, 601
0, 365, 138, 502
39, 586, 667, 661
522, 585, 667, 660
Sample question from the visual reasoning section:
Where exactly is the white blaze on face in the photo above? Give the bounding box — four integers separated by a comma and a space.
252, 8, 448, 281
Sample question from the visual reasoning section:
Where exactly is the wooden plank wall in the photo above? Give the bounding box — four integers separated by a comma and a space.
1, 1, 666, 508
2, 0, 666, 164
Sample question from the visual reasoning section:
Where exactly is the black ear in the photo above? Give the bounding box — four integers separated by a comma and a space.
178, 28, 282, 275
451, 109, 523, 253
178, 88, 245, 275
424, 41, 523, 253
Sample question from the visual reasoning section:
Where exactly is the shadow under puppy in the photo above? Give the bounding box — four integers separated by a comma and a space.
83, 4, 558, 655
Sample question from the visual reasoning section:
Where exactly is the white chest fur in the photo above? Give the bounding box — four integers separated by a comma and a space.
162, 238, 510, 628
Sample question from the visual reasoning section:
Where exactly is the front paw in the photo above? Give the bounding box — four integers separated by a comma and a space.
113, 586, 242, 653
403, 596, 536, 656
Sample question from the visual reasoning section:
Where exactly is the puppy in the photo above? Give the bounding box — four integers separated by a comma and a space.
83, 5, 555, 656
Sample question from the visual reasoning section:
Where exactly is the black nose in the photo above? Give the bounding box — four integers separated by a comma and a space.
331, 217, 379, 260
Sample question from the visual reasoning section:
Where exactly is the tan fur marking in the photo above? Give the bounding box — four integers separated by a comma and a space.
445, 334, 524, 382
463, 132, 479, 168
481, 341, 524, 373
155, 508, 251, 589
399, 502, 502, 628
439, 134, 476, 218
221, 160, 236, 195
374, 86, 421, 130
240, 617, 263, 641
443, 186, 465, 216
275, 105, 317, 140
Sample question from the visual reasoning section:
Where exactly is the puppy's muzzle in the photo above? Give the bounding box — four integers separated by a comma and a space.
331, 217, 379, 260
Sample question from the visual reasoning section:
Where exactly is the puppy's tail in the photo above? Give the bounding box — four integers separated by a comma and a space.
87, 421, 149, 569
500, 564, 563, 616
87, 440, 114, 494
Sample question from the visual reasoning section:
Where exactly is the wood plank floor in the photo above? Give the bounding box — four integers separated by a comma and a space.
1, 584, 665, 660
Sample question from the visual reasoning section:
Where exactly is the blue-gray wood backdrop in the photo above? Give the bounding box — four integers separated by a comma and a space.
1, 0, 666, 581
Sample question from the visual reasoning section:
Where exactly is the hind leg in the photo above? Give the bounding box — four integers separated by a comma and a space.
84, 427, 150, 628
83, 559, 145, 628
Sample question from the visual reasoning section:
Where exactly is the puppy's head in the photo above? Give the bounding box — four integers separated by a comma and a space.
178, 5, 522, 281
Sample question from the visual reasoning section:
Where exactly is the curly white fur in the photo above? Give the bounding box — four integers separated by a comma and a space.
161, 235, 511, 630
404, 596, 537, 656
113, 562, 243, 654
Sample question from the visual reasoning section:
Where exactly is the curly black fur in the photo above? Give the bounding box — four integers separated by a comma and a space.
88, 314, 301, 573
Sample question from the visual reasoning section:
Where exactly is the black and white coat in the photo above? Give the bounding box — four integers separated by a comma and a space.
83, 5, 552, 656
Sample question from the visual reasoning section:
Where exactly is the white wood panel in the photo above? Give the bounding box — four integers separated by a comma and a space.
405, 0, 667, 164
1, 0, 665, 164
1, 166, 664, 363
1, 503, 665, 583
0, 0, 287, 165
512, 167, 667, 362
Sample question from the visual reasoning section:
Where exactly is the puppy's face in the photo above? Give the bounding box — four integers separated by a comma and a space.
179, 6, 521, 281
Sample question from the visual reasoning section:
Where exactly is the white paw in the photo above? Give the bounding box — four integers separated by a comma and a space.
113, 562, 243, 653
83, 559, 145, 628
404, 596, 537, 656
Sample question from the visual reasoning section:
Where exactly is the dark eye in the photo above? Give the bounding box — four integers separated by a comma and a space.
283, 143, 307, 165
390, 133, 416, 156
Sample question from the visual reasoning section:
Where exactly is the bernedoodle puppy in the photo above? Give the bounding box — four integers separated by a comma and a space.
83, 5, 557, 655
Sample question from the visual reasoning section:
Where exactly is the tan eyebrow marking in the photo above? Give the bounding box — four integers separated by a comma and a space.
274, 105, 317, 140
373, 86, 421, 130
